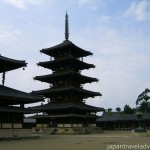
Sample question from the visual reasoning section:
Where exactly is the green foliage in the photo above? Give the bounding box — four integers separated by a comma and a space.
106, 108, 113, 115
107, 112, 113, 115
120, 111, 124, 115
136, 88, 150, 105
139, 101, 150, 113
136, 88, 150, 113
116, 107, 121, 112
107, 108, 112, 112
123, 104, 134, 114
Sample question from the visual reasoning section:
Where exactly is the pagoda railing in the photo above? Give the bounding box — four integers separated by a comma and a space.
55, 55, 75, 60
54, 55, 84, 62
53, 69, 80, 75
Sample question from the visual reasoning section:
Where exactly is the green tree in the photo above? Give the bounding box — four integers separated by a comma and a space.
116, 107, 121, 112
123, 104, 134, 114
107, 108, 112, 112
136, 88, 150, 113
107, 108, 113, 115
139, 101, 150, 113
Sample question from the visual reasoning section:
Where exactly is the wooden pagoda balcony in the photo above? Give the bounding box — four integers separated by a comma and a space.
37, 57, 95, 71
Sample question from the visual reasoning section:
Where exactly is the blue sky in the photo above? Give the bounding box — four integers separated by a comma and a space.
0, 0, 150, 112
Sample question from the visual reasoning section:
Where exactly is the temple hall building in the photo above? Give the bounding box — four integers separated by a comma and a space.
0, 55, 43, 129
97, 112, 150, 130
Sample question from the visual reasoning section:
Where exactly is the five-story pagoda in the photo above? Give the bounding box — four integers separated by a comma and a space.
31, 13, 104, 133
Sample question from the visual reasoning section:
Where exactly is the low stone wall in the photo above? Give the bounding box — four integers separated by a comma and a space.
13, 124, 22, 128
36, 124, 97, 128
32, 127, 103, 134
32, 127, 46, 134
2, 123, 12, 128
36, 124, 48, 128
0, 129, 32, 138
54, 127, 86, 134
1, 123, 22, 129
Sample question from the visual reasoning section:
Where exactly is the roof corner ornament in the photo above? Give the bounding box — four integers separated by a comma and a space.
65, 11, 69, 40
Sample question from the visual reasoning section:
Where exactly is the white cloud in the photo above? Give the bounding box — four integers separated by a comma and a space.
3, 0, 42, 9
5, 63, 49, 92
124, 1, 149, 21
98, 15, 112, 23
78, 0, 89, 5
71, 16, 150, 110
0, 26, 21, 44
0, 31, 13, 44
77, 0, 101, 10
1, 0, 149, 111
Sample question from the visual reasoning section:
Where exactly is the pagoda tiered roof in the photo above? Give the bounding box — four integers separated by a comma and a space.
32, 87, 101, 98
0, 55, 27, 73
0, 85, 43, 105
34, 71, 98, 84
38, 57, 95, 70
40, 40, 92, 58
30, 102, 104, 112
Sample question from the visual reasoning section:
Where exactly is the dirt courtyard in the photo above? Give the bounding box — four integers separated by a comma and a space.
0, 130, 150, 150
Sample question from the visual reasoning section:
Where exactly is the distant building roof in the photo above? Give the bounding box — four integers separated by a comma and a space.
0, 55, 27, 73
97, 112, 150, 122
0, 85, 44, 105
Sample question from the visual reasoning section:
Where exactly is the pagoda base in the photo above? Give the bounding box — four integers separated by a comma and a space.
32, 127, 103, 134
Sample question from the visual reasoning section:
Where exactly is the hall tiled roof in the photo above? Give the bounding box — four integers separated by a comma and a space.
97, 112, 150, 122
0, 55, 27, 73
0, 106, 39, 113
0, 85, 44, 105
31, 114, 99, 119
30, 102, 104, 112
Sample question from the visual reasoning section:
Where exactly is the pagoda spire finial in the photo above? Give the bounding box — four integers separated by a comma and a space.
65, 11, 69, 40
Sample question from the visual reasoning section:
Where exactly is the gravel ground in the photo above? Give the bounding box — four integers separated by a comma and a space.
0, 130, 150, 150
